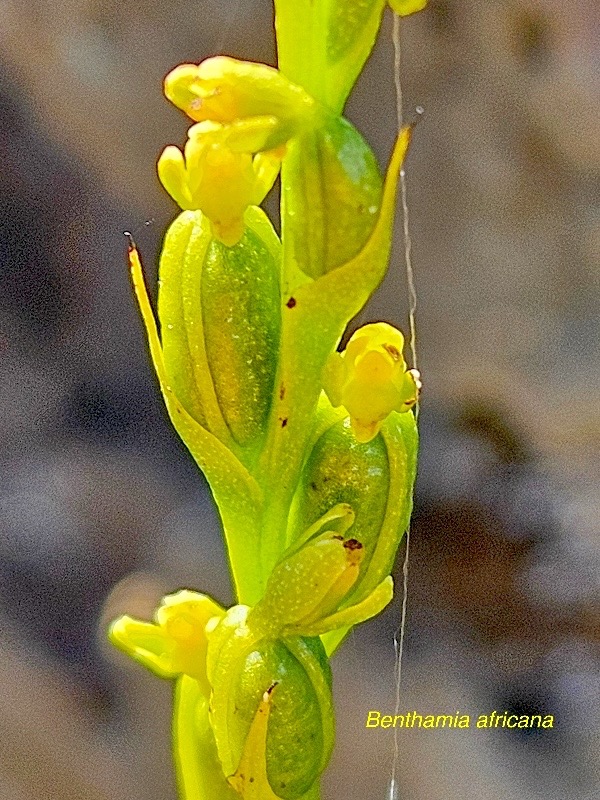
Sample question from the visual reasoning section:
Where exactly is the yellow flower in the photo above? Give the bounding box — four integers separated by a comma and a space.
323, 322, 421, 443
109, 590, 224, 690
159, 57, 319, 245
157, 121, 281, 246
163, 56, 316, 150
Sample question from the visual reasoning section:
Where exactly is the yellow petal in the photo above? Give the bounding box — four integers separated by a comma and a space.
157, 145, 194, 209
109, 615, 177, 679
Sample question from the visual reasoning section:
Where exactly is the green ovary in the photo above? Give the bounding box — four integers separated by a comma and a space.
202, 226, 281, 447
292, 419, 390, 576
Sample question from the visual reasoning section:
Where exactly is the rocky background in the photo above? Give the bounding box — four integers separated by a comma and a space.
0, 1, 598, 798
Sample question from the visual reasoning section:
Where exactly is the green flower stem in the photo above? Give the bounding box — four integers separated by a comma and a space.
257, 127, 412, 580
173, 676, 238, 800
274, 0, 329, 107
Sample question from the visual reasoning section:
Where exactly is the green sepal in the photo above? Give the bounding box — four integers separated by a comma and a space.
250, 500, 395, 639
157, 212, 208, 428
228, 684, 281, 799
311, 574, 394, 637
228, 674, 322, 800
129, 241, 265, 602
174, 676, 239, 800
356, 408, 418, 600
158, 207, 281, 454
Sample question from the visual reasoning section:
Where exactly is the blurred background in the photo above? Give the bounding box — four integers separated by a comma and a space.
0, 1, 598, 798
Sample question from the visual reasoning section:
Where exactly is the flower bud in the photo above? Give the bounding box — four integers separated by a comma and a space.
288, 398, 418, 617
283, 115, 383, 279
250, 505, 361, 631
247, 504, 391, 639
289, 421, 389, 583
206, 606, 334, 799
323, 322, 420, 442
143, 207, 281, 452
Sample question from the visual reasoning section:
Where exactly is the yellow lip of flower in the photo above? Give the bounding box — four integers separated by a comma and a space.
323, 322, 421, 443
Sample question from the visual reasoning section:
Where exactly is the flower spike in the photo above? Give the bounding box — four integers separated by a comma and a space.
113, 3, 428, 796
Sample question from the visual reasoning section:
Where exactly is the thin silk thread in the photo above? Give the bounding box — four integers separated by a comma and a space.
389, 11, 419, 800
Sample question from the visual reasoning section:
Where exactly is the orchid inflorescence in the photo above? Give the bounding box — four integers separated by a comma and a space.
110, 1, 426, 798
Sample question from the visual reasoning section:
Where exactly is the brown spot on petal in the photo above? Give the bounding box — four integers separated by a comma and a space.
286, 297, 297, 309
383, 343, 401, 360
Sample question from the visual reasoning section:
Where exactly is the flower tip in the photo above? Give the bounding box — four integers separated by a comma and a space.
108, 613, 176, 679
388, 0, 428, 17
107, 614, 128, 647
164, 63, 202, 112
